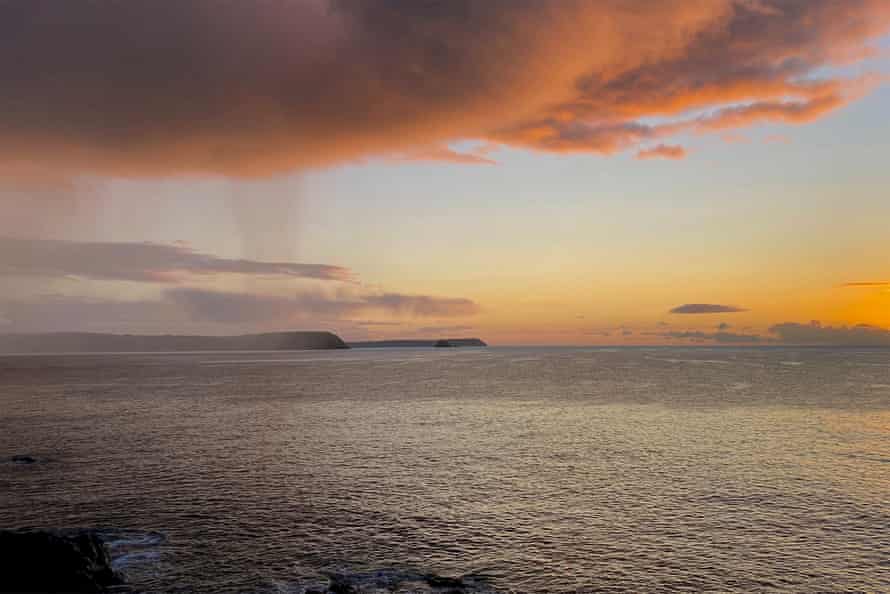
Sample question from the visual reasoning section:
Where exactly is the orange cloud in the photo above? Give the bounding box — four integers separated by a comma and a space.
393, 146, 496, 166
636, 145, 687, 160
0, 1, 887, 179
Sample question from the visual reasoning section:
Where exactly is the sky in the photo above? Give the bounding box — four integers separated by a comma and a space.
2, 0, 890, 345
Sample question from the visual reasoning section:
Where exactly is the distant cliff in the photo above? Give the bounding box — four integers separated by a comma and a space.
0, 331, 349, 353
349, 338, 487, 348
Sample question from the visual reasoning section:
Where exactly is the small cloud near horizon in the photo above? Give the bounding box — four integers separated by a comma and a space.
353, 320, 404, 327
769, 321, 890, 346
660, 330, 762, 344
669, 303, 748, 314
842, 281, 890, 287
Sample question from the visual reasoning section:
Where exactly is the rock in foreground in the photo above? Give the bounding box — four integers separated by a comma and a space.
310, 569, 496, 593
0, 529, 122, 592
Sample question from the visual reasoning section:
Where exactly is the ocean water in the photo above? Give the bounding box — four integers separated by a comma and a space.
1, 347, 888, 593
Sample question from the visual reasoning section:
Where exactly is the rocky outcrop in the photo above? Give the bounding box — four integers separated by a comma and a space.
0, 331, 349, 353
0, 529, 122, 592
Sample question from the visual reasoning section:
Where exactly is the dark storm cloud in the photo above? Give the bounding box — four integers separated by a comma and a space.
0, 1, 887, 178
669, 304, 748, 314
769, 321, 890, 346
0, 237, 352, 282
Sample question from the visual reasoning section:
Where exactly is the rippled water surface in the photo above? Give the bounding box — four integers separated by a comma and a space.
1, 347, 889, 592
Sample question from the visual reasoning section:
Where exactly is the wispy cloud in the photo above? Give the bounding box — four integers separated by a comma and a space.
660, 330, 762, 343
669, 303, 748, 314
415, 325, 475, 335
0, 287, 480, 334
0, 237, 481, 334
0, 1, 887, 178
0, 237, 352, 283
168, 288, 479, 324
842, 281, 890, 287
362, 294, 478, 318
636, 144, 687, 160
394, 146, 496, 166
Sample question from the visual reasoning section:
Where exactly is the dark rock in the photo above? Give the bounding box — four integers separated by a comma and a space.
424, 574, 466, 588
319, 569, 493, 593
0, 529, 122, 592
326, 574, 357, 594
11, 455, 37, 464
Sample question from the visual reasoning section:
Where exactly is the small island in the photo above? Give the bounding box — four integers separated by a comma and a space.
349, 338, 487, 348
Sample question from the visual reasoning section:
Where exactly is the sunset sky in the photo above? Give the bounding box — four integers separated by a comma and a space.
2, 1, 890, 345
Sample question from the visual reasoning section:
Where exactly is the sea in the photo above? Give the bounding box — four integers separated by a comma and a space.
1, 347, 888, 593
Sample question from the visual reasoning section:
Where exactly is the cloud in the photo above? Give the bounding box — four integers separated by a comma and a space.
0, 1, 888, 178
167, 288, 478, 323
0, 287, 480, 334
769, 321, 890, 346
636, 144, 687, 160
0, 295, 185, 334
661, 330, 762, 343
0, 237, 352, 283
669, 303, 748, 314
394, 146, 496, 165
362, 293, 479, 317
415, 325, 475, 335
0, 236, 480, 333
842, 281, 890, 288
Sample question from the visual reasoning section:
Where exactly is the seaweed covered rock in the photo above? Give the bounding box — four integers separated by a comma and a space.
0, 529, 122, 592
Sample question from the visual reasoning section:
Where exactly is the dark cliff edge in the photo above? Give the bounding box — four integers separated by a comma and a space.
0, 331, 349, 354
0, 529, 122, 592
349, 338, 487, 348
